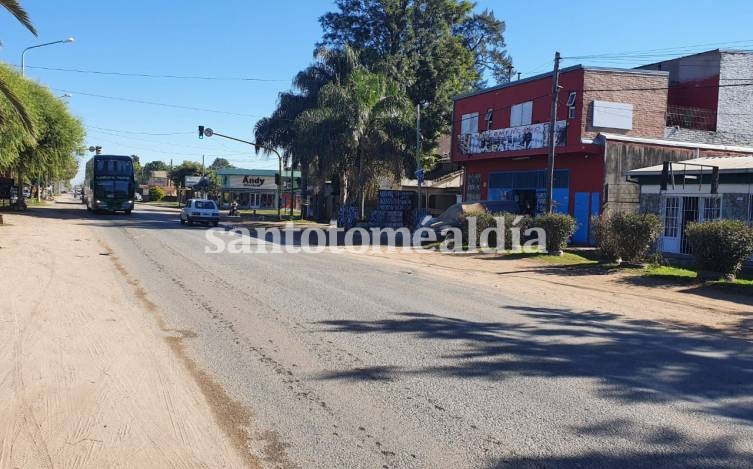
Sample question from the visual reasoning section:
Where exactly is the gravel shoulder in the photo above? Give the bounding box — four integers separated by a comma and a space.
0, 207, 251, 468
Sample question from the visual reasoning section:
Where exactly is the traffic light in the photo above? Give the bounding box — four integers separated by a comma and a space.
95, 146, 102, 155
198, 125, 204, 139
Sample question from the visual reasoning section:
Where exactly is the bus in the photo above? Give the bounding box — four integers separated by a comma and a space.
83, 155, 136, 214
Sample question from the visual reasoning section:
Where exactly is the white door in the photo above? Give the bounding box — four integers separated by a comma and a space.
661, 196, 682, 253
249, 193, 260, 209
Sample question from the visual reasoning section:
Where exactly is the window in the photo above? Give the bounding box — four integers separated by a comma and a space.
485, 108, 493, 130
566, 92, 577, 107
510, 101, 532, 127
663, 197, 680, 237
568, 106, 577, 119
195, 200, 216, 209
702, 197, 721, 221
460, 112, 479, 135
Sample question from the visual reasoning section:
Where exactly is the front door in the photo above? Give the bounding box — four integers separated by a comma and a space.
661, 196, 681, 253
680, 196, 699, 254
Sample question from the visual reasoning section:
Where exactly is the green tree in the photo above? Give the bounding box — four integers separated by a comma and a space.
0, 0, 36, 135
9, 70, 84, 205
208, 157, 234, 171
319, 0, 511, 148
296, 66, 414, 213
255, 46, 361, 213
168, 161, 202, 188
143, 160, 169, 173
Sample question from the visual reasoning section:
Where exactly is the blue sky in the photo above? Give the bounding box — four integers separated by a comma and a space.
2, 0, 752, 183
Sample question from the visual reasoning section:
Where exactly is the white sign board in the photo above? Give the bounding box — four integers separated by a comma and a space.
592, 101, 633, 130
184, 176, 201, 187
225, 175, 278, 190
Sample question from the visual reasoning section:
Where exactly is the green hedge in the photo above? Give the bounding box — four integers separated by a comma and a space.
592, 212, 663, 263
533, 213, 576, 253
685, 219, 753, 278
149, 186, 166, 201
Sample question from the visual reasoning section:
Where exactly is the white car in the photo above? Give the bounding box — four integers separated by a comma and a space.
180, 199, 220, 226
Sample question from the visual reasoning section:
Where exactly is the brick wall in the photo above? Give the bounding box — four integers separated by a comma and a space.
582, 70, 669, 139
716, 52, 753, 138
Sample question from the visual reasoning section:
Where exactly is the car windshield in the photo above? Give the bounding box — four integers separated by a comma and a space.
95, 159, 133, 176
94, 180, 131, 198
194, 201, 216, 209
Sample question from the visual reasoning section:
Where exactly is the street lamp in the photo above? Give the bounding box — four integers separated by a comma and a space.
21, 37, 75, 76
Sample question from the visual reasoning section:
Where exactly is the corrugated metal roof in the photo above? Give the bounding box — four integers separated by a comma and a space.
628, 156, 753, 175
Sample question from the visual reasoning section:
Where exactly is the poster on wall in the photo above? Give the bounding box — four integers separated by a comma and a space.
458, 120, 567, 155
466, 173, 481, 201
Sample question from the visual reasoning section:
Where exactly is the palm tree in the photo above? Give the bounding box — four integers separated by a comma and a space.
254, 46, 360, 218
0, 0, 36, 135
296, 68, 414, 216
1, 0, 37, 35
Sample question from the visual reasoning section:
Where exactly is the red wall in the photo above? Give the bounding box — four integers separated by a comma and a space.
452, 68, 586, 162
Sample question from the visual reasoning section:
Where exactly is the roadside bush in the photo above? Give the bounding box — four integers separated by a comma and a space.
459, 209, 498, 247
533, 213, 576, 254
592, 212, 663, 263
591, 214, 620, 261
685, 220, 753, 279
149, 186, 165, 201
497, 212, 533, 249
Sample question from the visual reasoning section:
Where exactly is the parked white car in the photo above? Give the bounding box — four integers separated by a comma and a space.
180, 199, 219, 226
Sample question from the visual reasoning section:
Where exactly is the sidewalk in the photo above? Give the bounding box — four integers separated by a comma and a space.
0, 210, 252, 468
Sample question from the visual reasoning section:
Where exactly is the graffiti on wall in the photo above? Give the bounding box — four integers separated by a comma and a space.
458, 121, 567, 155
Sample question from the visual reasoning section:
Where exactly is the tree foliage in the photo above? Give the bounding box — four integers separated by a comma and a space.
143, 160, 169, 174
208, 157, 234, 171
168, 161, 202, 187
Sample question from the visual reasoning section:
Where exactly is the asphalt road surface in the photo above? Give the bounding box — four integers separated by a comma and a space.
63, 201, 753, 468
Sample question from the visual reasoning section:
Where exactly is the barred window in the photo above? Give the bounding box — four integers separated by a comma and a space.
663, 197, 680, 237
702, 197, 721, 221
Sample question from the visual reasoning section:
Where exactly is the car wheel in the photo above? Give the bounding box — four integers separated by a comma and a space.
188, 219, 194, 226
212, 221, 219, 227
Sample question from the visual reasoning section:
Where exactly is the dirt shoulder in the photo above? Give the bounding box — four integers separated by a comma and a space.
0, 209, 252, 468
356, 248, 753, 338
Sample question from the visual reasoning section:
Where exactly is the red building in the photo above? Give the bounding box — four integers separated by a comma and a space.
451, 65, 671, 243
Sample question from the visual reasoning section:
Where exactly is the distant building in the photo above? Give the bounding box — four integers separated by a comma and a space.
638, 49, 753, 145
216, 168, 301, 210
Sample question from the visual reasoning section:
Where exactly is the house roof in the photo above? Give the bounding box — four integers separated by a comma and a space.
593, 132, 753, 154
628, 156, 753, 176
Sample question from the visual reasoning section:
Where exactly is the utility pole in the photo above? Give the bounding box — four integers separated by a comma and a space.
546, 51, 562, 214
416, 103, 422, 215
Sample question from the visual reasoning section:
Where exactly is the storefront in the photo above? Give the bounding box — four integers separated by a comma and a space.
217, 168, 301, 210
628, 156, 753, 254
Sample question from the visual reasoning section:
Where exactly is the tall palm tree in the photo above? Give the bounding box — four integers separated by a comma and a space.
0, 0, 36, 135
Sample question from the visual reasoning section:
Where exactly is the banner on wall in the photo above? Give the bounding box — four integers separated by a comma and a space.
458, 120, 567, 155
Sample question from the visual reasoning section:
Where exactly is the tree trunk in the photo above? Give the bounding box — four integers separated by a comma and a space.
16, 167, 25, 210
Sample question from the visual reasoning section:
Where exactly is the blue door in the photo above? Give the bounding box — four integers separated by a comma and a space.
589, 192, 601, 244
573, 192, 590, 244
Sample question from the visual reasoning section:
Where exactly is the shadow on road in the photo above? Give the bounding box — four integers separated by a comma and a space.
316, 307, 753, 423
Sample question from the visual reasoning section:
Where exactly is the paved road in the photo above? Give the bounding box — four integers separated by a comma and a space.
62, 201, 753, 468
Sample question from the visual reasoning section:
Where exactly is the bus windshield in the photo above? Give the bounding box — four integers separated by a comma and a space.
94, 180, 131, 198
94, 159, 133, 176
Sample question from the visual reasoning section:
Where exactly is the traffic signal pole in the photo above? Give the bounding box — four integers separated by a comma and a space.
198, 126, 283, 220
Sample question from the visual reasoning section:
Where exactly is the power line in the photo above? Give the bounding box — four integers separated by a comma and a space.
51, 87, 261, 117
19, 64, 286, 82
563, 39, 753, 61
86, 125, 193, 136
